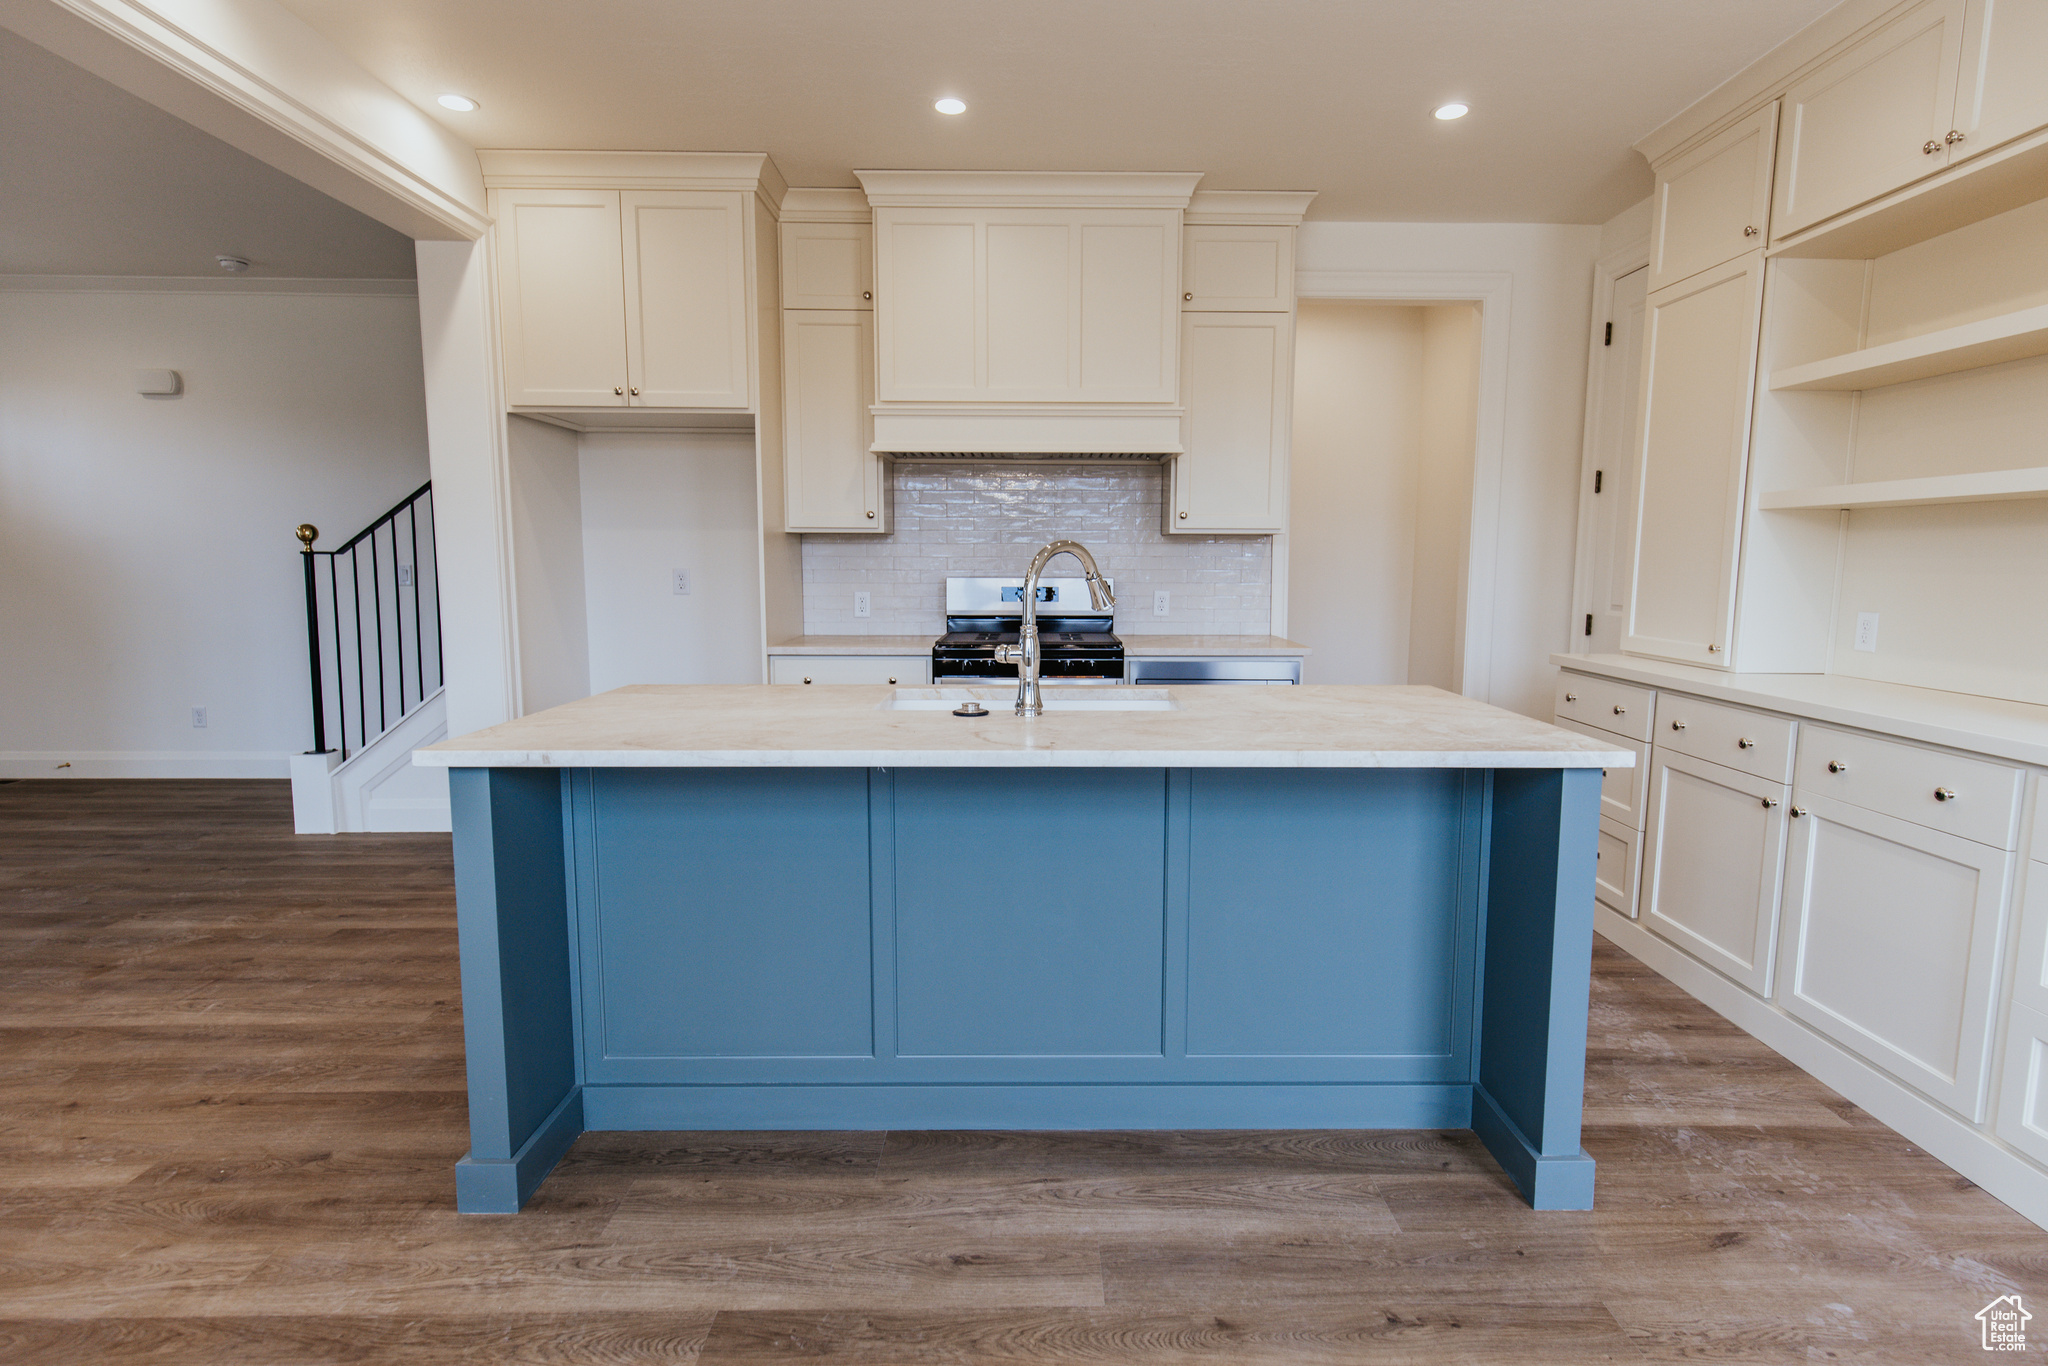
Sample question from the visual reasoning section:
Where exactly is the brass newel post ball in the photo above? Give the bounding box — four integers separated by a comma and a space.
295, 524, 318, 551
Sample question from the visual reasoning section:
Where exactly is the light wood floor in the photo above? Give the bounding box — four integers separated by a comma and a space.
3, 779, 2045, 1363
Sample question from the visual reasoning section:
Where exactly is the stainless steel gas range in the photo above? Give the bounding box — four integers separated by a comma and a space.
930, 576, 1124, 684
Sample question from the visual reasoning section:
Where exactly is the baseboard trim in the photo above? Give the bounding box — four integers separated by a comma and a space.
454, 1087, 584, 1214
1595, 906, 2048, 1230
1472, 1083, 1596, 1210
0, 751, 290, 780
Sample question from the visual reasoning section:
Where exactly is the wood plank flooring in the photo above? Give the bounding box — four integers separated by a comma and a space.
3, 778, 2045, 1363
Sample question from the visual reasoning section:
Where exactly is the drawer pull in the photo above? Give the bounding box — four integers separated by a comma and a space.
1761, 797, 1779, 810
1934, 787, 1958, 802
1670, 719, 1685, 731
1564, 692, 1577, 703
1827, 760, 1848, 774
1612, 704, 1626, 715
1737, 737, 1755, 749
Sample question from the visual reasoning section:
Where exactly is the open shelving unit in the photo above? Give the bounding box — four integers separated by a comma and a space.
1760, 466, 2048, 512
1769, 303, 2048, 392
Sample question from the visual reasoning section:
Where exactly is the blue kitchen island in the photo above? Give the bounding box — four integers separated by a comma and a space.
415, 683, 1630, 1214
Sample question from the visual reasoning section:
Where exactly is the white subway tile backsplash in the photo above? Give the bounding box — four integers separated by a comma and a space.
802, 462, 1271, 636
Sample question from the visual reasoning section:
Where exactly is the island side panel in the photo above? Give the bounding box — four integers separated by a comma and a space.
1473, 765, 1602, 1210
448, 766, 583, 1213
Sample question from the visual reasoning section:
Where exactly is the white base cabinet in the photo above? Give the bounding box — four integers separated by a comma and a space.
768, 656, 928, 686
1780, 791, 2013, 1121
1640, 747, 1790, 993
1595, 814, 1643, 919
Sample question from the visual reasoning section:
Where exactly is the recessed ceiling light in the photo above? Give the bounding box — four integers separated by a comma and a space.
934, 97, 966, 115
1434, 102, 1470, 120
437, 94, 479, 112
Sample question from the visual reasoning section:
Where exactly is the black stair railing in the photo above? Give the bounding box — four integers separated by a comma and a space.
296, 482, 443, 759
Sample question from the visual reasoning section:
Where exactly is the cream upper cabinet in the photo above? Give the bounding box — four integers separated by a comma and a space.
1625, 252, 1766, 667
872, 207, 1182, 403
493, 188, 630, 407
1952, 0, 2048, 162
1182, 225, 1295, 311
621, 191, 752, 409
492, 183, 755, 411
1771, 0, 1968, 241
1170, 312, 1291, 533
782, 310, 883, 533
1649, 103, 1778, 292
781, 221, 873, 310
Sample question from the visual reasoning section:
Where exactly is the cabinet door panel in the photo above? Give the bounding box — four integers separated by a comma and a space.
783, 310, 882, 532
1080, 223, 1175, 392
622, 191, 751, 409
1625, 254, 1765, 666
878, 219, 978, 396
1553, 717, 1648, 829
1640, 749, 1788, 993
1995, 999, 2048, 1165
781, 220, 873, 309
1172, 313, 1290, 533
1596, 814, 1643, 918
1772, 0, 1967, 239
1953, 0, 2048, 161
2011, 860, 2048, 1016
494, 188, 627, 407
1650, 102, 1777, 292
1183, 225, 1295, 311
985, 222, 1072, 391
1781, 791, 2011, 1120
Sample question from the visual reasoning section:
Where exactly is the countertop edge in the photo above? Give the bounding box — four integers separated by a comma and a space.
766, 635, 1312, 657
415, 749, 1628, 769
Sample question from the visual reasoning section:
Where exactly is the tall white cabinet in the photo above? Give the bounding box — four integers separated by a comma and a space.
779, 193, 884, 533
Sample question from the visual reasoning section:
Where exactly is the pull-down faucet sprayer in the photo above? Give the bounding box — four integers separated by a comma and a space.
991, 540, 1115, 716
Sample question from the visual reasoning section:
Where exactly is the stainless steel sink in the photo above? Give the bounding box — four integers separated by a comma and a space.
879, 687, 1179, 712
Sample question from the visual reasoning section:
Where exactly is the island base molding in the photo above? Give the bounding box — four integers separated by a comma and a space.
448, 763, 1603, 1215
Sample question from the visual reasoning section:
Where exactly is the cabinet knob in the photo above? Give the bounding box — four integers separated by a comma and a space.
866, 510, 876, 519
614, 386, 625, 396
1742, 225, 1759, 237
888, 677, 897, 685
1612, 704, 1626, 715
863, 290, 873, 300
1707, 643, 1722, 653
1178, 511, 1188, 520
1737, 737, 1755, 749
1791, 806, 1807, 818
803, 677, 812, 684
1924, 140, 1943, 155
1827, 760, 1848, 774
1670, 719, 1684, 730
629, 387, 640, 396
1946, 129, 1966, 145
1761, 797, 1779, 810
1183, 291, 1194, 302
1564, 692, 1577, 703
1934, 787, 1958, 802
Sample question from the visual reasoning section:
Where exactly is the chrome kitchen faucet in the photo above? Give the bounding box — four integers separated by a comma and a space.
993, 540, 1116, 716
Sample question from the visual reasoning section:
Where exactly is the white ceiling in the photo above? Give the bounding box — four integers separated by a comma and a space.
0, 27, 415, 278
280, 0, 1839, 224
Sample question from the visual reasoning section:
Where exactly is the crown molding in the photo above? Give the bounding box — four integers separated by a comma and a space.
478, 150, 786, 208
854, 170, 1204, 209
0, 273, 418, 296
779, 188, 871, 223
1185, 190, 1319, 226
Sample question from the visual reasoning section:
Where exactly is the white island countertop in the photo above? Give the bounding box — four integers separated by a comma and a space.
417, 684, 1631, 769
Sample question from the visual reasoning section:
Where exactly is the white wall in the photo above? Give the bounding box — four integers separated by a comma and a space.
579, 431, 764, 691
0, 280, 431, 776
507, 415, 589, 712
1411, 304, 1481, 692
1298, 222, 1601, 718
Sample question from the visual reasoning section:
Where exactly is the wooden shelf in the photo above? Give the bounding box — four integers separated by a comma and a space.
1759, 467, 2048, 512
1769, 304, 2048, 392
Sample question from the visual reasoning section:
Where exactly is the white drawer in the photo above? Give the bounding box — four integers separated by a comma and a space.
1794, 724, 2023, 851
1554, 717, 1648, 829
1554, 672, 1654, 743
1995, 1000, 2048, 1170
1655, 692, 1794, 785
769, 655, 928, 686
1595, 814, 1642, 919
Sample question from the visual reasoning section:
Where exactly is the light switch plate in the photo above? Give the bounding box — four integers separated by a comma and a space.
1854, 611, 1879, 652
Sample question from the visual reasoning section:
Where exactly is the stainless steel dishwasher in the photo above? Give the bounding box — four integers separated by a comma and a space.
1126, 658, 1301, 684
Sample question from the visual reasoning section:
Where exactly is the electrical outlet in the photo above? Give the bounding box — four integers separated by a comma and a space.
1853, 611, 1880, 652
398, 564, 415, 588
190, 707, 207, 729
853, 591, 871, 619
672, 568, 691, 596
1153, 590, 1170, 617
